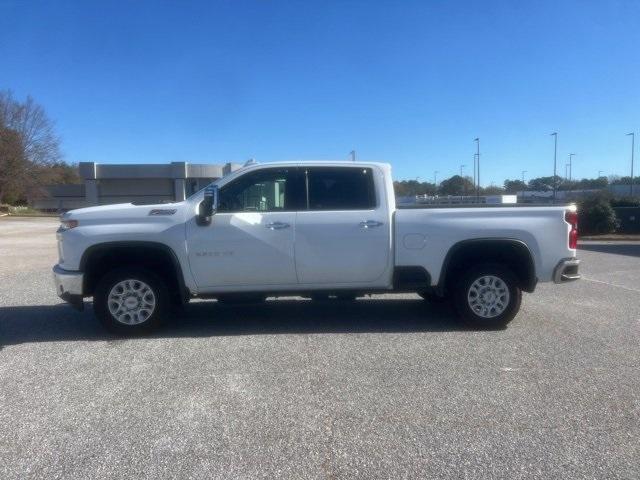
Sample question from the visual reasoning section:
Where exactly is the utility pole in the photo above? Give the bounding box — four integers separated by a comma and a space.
568, 153, 575, 182
627, 133, 635, 196
473, 154, 477, 194
434, 170, 439, 194
349, 150, 356, 162
474, 138, 480, 200
551, 132, 558, 202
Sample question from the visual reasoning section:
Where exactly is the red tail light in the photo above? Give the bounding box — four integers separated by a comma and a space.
565, 211, 578, 249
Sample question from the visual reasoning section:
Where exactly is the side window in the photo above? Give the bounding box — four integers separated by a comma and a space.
307, 167, 376, 210
218, 168, 295, 213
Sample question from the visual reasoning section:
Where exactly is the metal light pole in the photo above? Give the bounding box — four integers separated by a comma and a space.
434, 170, 439, 194
551, 132, 558, 202
460, 165, 466, 197
350, 150, 356, 162
627, 133, 635, 196
473, 154, 477, 194
522, 170, 527, 183
598, 170, 603, 178
474, 138, 480, 200
568, 153, 575, 182
565, 163, 569, 181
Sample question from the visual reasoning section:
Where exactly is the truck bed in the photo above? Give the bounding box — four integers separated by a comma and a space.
394, 205, 575, 285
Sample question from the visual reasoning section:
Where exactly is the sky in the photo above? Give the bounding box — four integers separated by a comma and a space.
1, 0, 639, 185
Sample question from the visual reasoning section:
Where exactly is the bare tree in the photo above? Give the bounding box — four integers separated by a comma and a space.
0, 126, 26, 203
0, 90, 63, 203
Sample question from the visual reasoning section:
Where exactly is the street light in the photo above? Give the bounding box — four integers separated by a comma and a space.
598, 170, 603, 178
627, 133, 635, 196
474, 138, 480, 200
460, 165, 467, 196
521, 170, 527, 183
568, 153, 575, 182
433, 170, 439, 190
550, 132, 558, 202
349, 150, 356, 162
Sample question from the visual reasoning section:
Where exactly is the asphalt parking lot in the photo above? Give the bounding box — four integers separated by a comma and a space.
1, 217, 638, 479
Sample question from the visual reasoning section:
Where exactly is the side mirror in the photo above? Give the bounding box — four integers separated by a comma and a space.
196, 184, 218, 226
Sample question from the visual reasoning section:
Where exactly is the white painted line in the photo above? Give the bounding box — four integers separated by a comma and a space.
582, 276, 640, 293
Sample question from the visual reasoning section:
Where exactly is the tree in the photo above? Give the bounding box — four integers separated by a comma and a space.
438, 175, 474, 196
578, 176, 608, 189
0, 90, 65, 203
0, 126, 26, 203
503, 179, 527, 193
482, 185, 505, 195
611, 176, 633, 185
394, 180, 437, 196
578, 194, 618, 235
526, 175, 563, 191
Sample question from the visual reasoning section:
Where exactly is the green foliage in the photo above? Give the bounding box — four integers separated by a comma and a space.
482, 185, 506, 195
504, 179, 526, 193
578, 195, 619, 235
394, 180, 436, 196
438, 175, 475, 195
610, 197, 640, 207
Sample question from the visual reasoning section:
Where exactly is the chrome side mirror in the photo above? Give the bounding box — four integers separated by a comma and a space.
196, 184, 218, 226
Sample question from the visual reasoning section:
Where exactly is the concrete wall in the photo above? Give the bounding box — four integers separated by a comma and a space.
32, 161, 241, 211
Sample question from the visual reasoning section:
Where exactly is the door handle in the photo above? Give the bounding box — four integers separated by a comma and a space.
265, 221, 290, 230
359, 220, 383, 229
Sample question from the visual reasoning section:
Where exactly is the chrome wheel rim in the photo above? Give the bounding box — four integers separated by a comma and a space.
467, 275, 510, 318
108, 279, 156, 325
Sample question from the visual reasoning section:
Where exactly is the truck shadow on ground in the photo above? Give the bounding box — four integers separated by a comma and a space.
0, 298, 496, 347
579, 242, 640, 258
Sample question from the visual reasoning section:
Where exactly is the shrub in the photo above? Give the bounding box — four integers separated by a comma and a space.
610, 197, 640, 208
578, 195, 619, 235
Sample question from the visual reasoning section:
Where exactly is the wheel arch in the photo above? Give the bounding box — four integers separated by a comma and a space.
80, 241, 189, 304
438, 238, 537, 293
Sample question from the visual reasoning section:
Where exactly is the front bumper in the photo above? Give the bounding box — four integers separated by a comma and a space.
553, 258, 581, 283
53, 265, 84, 310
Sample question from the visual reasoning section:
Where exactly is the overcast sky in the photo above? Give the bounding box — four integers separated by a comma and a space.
2, 0, 639, 185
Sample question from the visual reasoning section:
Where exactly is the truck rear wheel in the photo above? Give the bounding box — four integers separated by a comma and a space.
94, 267, 168, 334
452, 263, 521, 328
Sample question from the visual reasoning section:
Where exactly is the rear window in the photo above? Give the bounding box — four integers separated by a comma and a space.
307, 167, 376, 210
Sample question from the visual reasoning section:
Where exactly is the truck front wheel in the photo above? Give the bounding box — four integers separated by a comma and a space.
452, 264, 521, 328
94, 268, 169, 334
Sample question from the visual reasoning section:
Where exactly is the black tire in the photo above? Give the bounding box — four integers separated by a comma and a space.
451, 263, 522, 328
418, 291, 448, 303
94, 267, 169, 335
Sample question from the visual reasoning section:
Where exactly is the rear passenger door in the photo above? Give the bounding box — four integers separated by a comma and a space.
294, 166, 392, 286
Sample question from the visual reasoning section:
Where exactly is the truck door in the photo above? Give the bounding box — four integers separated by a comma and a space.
294, 166, 391, 286
186, 167, 303, 289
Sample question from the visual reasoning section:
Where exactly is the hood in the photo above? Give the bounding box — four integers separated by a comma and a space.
63, 201, 189, 224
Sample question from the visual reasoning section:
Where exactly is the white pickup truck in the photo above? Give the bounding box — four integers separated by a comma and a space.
53, 161, 580, 333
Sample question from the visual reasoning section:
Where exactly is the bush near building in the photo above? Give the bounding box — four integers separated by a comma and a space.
578, 195, 619, 235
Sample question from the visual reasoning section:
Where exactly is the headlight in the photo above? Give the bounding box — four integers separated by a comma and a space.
58, 219, 79, 231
